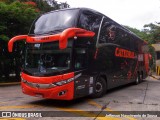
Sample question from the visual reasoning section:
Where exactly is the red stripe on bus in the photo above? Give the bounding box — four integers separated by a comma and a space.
21, 72, 74, 84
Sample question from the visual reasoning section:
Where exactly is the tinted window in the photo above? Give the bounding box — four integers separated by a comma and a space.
74, 48, 88, 70
99, 18, 118, 44
24, 40, 73, 75
116, 28, 130, 48
29, 9, 79, 35
130, 36, 136, 51
78, 11, 102, 36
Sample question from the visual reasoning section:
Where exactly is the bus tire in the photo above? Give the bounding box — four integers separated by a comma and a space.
135, 73, 140, 85
140, 71, 143, 82
91, 77, 107, 98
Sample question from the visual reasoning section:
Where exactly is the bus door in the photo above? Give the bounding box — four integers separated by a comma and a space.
73, 47, 92, 98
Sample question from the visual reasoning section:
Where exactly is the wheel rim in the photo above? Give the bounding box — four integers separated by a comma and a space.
95, 82, 103, 93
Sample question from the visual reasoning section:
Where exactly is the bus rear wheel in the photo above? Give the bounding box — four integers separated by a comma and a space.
135, 73, 141, 85
91, 77, 107, 98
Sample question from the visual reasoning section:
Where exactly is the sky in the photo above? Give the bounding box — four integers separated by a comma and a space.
57, 0, 160, 30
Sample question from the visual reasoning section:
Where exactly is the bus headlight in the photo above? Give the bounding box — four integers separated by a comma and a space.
55, 78, 74, 86
21, 78, 27, 83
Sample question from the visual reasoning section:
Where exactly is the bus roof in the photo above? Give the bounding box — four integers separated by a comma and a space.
40, 7, 146, 44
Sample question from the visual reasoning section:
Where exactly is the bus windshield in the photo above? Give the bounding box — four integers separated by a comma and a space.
29, 9, 79, 35
24, 41, 72, 75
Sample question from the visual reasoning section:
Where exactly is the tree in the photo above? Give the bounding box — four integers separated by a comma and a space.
0, 0, 70, 80
143, 23, 160, 44
0, 1, 39, 79
0, 0, 70, 41
20, 0, 70, 13
124, 25, 154, 44
45, 0, 70, 9
0, 1, 39, 40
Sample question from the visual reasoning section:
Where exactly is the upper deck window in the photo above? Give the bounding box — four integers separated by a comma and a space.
78, 10, 102, 38
29, 9, 79, 35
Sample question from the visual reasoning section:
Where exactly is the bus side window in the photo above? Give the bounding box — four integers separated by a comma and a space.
107, 25, 117, 43
99, 18, 117, 44
130, 36, 135, 51
78, 11, 101, 36
115, 28, 130, 49
99, 21, 109, 43
74, 49, 87, 70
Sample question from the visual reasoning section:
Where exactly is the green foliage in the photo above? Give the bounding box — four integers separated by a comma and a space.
0, 0, 70, 41
0, 0, 70, 79
124, 25, 159, 44
32, 0, 53, 12
19, 0, 70, 13
0, 35, 9, 41
0, 1, 39, 40
33, 0, 70, 13
143, 23, 160, 44
124, 26, 150, 43
0, 1, 39, 78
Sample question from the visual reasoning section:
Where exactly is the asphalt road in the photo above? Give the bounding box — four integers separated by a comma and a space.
0, 76, 160, 120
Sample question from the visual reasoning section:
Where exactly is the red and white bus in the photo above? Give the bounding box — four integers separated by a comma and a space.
8, 8, 149, 100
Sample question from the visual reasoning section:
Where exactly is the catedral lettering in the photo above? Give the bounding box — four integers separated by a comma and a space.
115, 48, 135, 59
8, 8, 150, 100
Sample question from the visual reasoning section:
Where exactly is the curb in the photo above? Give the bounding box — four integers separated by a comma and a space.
156, 66, 160, 76
0, 82, 20, 86
149, 75, 160, 80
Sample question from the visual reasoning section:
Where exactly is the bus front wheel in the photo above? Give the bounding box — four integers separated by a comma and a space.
91, 77, 107, 98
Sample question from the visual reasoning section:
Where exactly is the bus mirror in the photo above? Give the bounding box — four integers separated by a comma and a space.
59, 29, 71, 49
59, 28, 95, 49
59, 39, 67, 49
8, 35, 28, 52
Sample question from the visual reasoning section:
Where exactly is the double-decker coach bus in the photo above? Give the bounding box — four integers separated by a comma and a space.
8, 8, 149, 100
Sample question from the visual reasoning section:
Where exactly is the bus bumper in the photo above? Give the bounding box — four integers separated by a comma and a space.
21, 81, 74, 100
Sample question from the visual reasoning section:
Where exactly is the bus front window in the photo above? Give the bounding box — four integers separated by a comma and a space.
29, 9, 79, 35
24, 41, 72, 75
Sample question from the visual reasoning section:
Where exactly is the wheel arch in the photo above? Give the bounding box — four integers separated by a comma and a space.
96, 73, 108, 88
